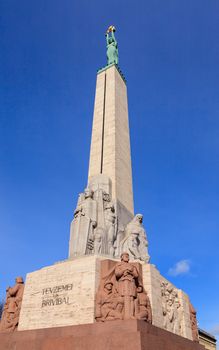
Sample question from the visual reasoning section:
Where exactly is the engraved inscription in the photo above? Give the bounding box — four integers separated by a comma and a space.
41, 283, 73, 308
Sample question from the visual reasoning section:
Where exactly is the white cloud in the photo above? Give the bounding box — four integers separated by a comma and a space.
168, 259, 191, 276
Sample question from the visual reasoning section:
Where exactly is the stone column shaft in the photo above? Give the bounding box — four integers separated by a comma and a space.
88, 65, 134, 214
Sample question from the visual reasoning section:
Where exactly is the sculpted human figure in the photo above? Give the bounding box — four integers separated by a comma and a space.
114, 252, 139, 319
167, 298, 175, 331
93, 227, 103, 254
174, 299, 182, 335
0, 277, 24, 332
161, 282, 177, 332
170, 289, 181, 334
74, 188, 96, 223
161, 282, 184, 335
120, 214, 150, 262
104, 202, 116, 256
95, 282, 123, 322
114, 228, 123, 257
70, 188, 97, 256
106, 25, 119, 65
189, 302, 199, 341
135, 286, 152, 323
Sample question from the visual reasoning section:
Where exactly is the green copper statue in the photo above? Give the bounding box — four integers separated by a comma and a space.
106, 25, 119, 66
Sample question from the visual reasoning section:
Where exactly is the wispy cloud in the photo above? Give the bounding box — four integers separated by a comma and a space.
209, 324, 219, 336
168, 259, 191, 276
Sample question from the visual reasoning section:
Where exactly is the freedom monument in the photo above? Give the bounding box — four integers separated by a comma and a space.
0, 26, 205, 350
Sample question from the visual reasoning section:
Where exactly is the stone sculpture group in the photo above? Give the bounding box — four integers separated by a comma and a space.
95, 252, 152, 323
160, 280, 199, 341
0, 277, 24, 332
69, 176, 150, 263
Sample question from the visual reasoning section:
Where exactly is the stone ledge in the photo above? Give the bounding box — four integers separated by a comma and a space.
0, 320, 205, 350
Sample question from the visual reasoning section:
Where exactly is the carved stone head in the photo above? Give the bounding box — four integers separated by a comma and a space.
103, 191, 110, 202
135, 214, 143, 224
120, 252, 130, 262
137, 285, 143, 293
15, 277, 24, 284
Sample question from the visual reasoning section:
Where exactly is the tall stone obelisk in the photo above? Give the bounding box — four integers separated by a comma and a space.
88, 64, 134, 215
68, 26, 149, 262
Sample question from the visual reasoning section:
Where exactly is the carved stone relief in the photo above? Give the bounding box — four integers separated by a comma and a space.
0, 277, 24, 333
95, 253, 152, 322
161, 281, 183, 335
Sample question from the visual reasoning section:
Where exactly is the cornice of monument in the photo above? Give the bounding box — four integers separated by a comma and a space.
97, 64, 127, 84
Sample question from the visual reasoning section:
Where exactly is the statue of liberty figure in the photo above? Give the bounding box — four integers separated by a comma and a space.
106, 26, 119, 66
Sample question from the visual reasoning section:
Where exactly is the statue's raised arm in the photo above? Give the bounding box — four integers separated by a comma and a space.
106, 25, 119, 66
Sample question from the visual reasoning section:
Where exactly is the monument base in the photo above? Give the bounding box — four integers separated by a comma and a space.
18, 256, 195, 340
0, 320, 204, 350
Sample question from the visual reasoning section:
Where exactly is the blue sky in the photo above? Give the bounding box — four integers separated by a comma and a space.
0, 0, 218, 341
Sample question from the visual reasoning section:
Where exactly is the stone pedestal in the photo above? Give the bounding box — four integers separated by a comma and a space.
18, 255, 105, 331
18, 256, 196, 343
0, 320, 205, 350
